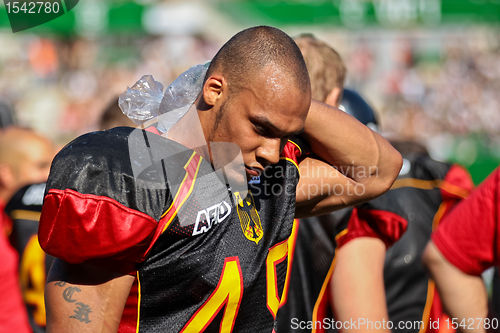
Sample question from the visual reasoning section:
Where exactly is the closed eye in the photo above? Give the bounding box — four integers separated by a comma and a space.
253, 123, 274, 138
251, 115, 303, 139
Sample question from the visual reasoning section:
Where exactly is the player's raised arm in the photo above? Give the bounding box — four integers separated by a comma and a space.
45, 260, 134, 333
295, 100, 402, 217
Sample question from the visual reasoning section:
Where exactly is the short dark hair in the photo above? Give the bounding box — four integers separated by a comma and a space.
205, 26, 310, 94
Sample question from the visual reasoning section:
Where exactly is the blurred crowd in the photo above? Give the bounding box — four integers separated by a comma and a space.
1, 28, 499, 168
0, 32, 219, 144
337, 29, 500, 165
1, 28, 499, 146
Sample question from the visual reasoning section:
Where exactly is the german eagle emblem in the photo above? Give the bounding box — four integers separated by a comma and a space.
233, 191, 263, 244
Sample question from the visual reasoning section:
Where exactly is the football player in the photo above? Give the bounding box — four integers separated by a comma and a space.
424, 167, 500, 333
39, 26, 402, 332
0, 127, 54, 333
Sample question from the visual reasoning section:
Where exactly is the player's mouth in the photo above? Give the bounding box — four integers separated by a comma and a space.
245, 165, 262, 177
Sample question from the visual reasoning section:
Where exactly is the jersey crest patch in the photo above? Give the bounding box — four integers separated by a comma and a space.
233, 191, 263, 244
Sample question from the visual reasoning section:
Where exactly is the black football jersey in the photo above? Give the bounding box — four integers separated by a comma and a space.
6, 183, 53, 333
276, 153, 473, 333
39, 127, 304, 332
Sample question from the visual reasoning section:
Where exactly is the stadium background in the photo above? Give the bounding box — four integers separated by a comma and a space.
0, 0, 499, 184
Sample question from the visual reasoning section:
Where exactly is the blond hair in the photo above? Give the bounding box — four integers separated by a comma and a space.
294, 34, 346, 102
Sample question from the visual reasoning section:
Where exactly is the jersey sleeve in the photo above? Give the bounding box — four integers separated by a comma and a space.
432, 167, 500, 275
336, 192, 409, 249
282, 136, 311, 164
440, 164, 474, 202
39, 128, 173, 274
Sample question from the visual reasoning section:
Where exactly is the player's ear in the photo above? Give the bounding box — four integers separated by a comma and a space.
202, 75, 226, 107
325, 87, 343, 107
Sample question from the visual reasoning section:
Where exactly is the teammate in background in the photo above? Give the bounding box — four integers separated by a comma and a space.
4, 99, 135, 333
0, 127, 54, 333
276, 35, 473, 333
331, 96, 473, 333
39, 26, 402, 332
0, 201, 31, 333
423, 167, 500, 333
294, 34, 346, 108
0, 127, 53, 230
333, 123, 473, 333
0, 214, 31, 333
6, 183, 50, 333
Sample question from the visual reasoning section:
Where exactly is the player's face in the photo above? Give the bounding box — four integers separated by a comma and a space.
16, 138, 54, 187
208, 67, 310, 179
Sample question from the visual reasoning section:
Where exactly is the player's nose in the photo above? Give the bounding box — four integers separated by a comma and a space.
256, 138, 281, 167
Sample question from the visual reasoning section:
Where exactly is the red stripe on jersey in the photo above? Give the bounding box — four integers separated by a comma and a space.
144, 153, 202, 254
336, 208, 408, 249
118, 277, 139, 333
279, 219, 300, 307
39, 188, 157, 273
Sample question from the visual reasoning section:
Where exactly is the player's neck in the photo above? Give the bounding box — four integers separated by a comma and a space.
166, 105, 211, 161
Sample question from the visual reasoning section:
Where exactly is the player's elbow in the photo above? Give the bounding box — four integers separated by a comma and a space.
359, 146, 401, 203
422, 241, 445, 275
372, 146, 402, 196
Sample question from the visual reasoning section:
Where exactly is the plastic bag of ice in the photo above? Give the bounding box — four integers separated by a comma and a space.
118, 75, 164, 124
156, 62, 209, 133
118, 62, 210, 132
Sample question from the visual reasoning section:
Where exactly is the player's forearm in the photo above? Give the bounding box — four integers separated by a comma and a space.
45, 259, 134, 333
331, 238, 389, 333
423, 242, 488, 333
303, 100, 402, 196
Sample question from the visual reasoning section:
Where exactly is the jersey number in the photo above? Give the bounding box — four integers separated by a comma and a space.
181, 241, 290, 332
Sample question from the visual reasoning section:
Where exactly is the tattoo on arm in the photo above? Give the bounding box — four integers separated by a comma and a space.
54, 281, 67, 287
69, 302, 92, 323
63, 287, 81, 303
52, 282, 92, 324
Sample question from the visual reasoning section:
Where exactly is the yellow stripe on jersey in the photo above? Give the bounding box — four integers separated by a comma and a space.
10, 210, 41, 222
312, 256, 337, 333
161, 153, 203, 233
287, 139, 302, 155
335, 228, 348, 243
391, 178, 442, 191
280, 157, 300, 176
136, 271, 141, 333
